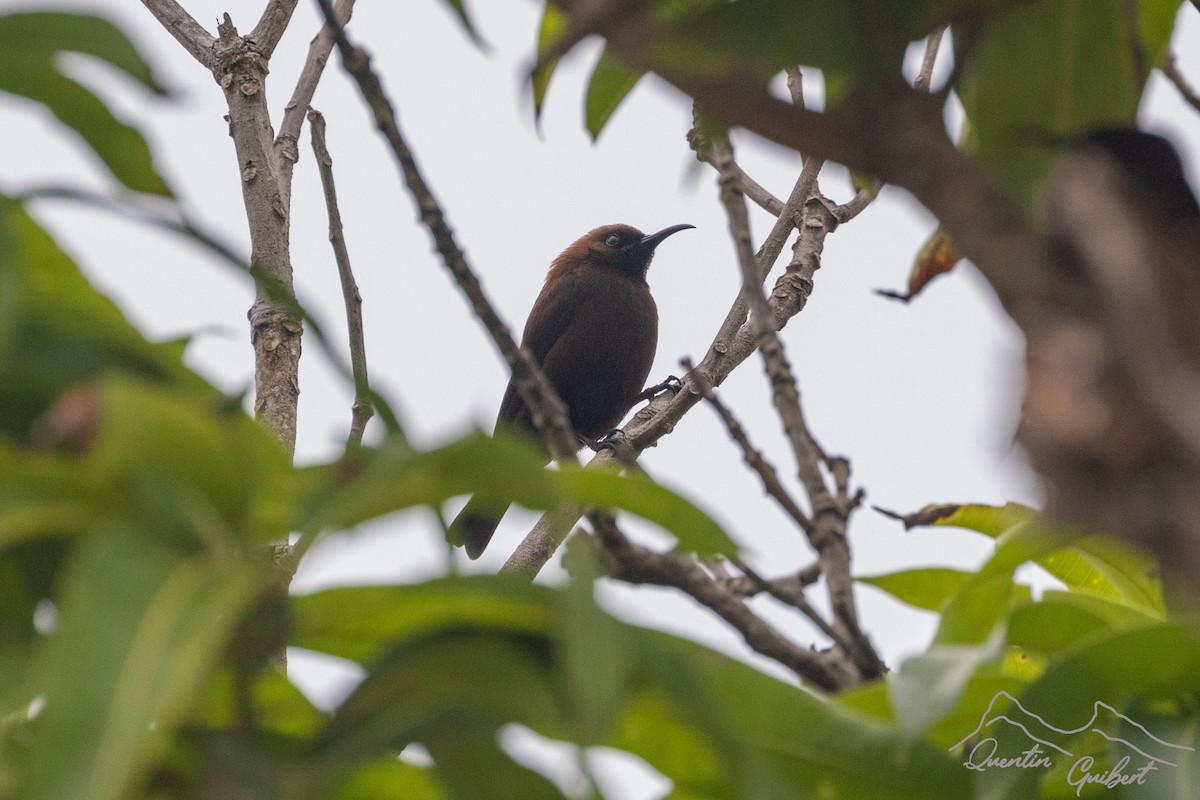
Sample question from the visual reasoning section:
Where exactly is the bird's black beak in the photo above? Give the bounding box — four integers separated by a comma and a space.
636, 223, 695, 255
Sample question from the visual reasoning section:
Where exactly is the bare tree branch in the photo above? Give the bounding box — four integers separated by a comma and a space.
590, 513, 850, 691
683, 359, 812, 534
140, 0, 214, 64
249, 0, 301, 59
309, 108, 373, 445
276, 0, 357, 189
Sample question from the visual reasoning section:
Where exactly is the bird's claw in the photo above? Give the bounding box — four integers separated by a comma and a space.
580, 428, 627, 453
637, 374, 682, 403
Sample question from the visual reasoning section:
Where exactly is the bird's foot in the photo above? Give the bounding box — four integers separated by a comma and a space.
581, 428, 637, 461
637, 374, 682, 403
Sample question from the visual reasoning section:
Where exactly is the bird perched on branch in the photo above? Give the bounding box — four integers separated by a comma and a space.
449, 222, 694, 558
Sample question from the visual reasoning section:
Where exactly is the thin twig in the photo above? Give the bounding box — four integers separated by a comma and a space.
309, 108, 374, 445
276, 0, 356, 188
1161, 51, 1200, 114
315, 0, 579, 461
590, 514, 849, 691
139, 0, 215, 65
731, 558, 847, 649
714, 141, 883, 681
913, 26, 947, 92
683, 359, 812, 534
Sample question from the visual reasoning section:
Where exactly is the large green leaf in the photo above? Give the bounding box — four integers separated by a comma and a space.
0, 197, 200, 436
559, 535, 630, 743
530, 4, 568, 120
858, 567, 1030, 613
20, 529, 261, 800
585, 47, 644, 138
556, 465, 736, 556
955, 0, 1181, 205
90, 378, 292, 541
971, 623, 1200, 799
0, 12, 171, 195
291, 578, 555, 666
625, 629, 974, 799
294, 576, 972, 798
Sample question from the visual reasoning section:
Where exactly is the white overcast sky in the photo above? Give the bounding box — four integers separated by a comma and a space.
5, 0, 1200, 772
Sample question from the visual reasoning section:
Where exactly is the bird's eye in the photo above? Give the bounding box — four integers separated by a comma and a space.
605, 233, 621, 247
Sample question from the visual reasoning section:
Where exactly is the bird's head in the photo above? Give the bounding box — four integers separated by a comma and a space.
555, 223, 695, 279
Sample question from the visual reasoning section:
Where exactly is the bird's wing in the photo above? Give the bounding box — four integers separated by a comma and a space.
495, 274, 586, 427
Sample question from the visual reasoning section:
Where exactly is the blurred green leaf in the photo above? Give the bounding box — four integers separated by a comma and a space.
559, 535, 629, 743
315, 631, 564, 794
1038, 534, 1163, 615
655, 0, 980, 80
585, 48, 644, 138
297, 433, 556, 535
91, 378, 291, 542
890, 627, 1008, 740
189, 666, 328, 740
331, 757, 446, 800
291, 577, 555, 666
955, 0, 1177, 205
626, 629, 974, 799
437, 0, 484, 47
0, 12, 171, 195
556, 466, 735, 556
935, 521, 1072, 646
858, 567, 978, 612
22, 529, 261, 800
975, 623, 1200, 800
0, 197, 200, 436
530, 4, 568, 121
1006, 594, 1122, 659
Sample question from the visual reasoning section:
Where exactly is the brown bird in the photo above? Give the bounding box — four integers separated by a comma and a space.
450, 222, 694, 558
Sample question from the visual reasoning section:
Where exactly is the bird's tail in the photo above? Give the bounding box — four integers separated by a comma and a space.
447, 495, 512, 559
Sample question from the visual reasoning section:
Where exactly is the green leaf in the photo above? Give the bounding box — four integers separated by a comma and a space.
657, 0, 967, 80
315, 631, 564, 791
558, 535, 629, 743
974, 624, 1200, 799
91, 378, 291, 542
297, 432, 557, 535
530, 4, 568, 121
585, 48, 644, 138
891, 502, 1164, 616
189, 666, 328, 739
555, 466, 736, 556
935, 521, 1072, 646
437, 0, 484, 47
331, 757, 447, 800
0, 197, 198, 436
0, 12, 168, 94
0, 12, 171, 195
1038, 534, 1164, 615
0, 445, 103, 546
291, 577, 556, 666
890, 626, 1008, 740
955, 0, 1156, 205
21, 529, 261, 800
1005, 594, 1119, 658
857, 567, 976, 612
626, 629, 974, 799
